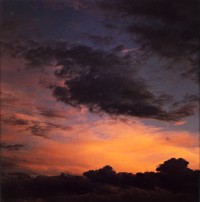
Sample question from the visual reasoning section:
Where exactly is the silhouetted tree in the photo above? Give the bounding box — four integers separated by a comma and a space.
83, 165, 118, 185
156, 158, 198, 193
134, 172, 157, 190
156, 158, 189, 174
1, 158, 199, 201
117, 172, 135, 188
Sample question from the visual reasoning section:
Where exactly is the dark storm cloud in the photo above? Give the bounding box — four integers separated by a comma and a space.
53, 84, 172, 121
2, 41, 197, 121
51, 45, 197, 121
0, 143, 25, 151
99, 0, 199, 82
4, 41, 200, 121
50, 46, 169, 120
99, 0, 199, 56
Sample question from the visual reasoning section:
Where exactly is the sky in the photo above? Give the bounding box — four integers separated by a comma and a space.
0, 0, 199, 175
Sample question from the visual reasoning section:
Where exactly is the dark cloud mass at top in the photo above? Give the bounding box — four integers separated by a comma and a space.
99, 0, 199, 57
1, 0, 199, 83
0, 0, 199, 123
99, 0, 199, 82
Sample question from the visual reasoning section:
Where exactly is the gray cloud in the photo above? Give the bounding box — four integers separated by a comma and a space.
1, 41, 197, 122
51, 45, 196, 121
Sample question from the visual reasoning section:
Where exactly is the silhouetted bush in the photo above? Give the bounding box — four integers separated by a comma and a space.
83, 165, 118, 185
1, 158, 199, 202
156, 158, 199, 193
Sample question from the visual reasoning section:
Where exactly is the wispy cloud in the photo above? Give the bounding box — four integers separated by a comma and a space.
0, 143, 25, 151
1, 118, 199, 175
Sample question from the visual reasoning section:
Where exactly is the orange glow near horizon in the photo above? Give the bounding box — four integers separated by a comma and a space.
1, 57, 199, 176
2, 117, 199, 175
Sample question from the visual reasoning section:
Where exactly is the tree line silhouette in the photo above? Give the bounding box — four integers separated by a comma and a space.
1, 158, 199, 201
83, 158, 199, 193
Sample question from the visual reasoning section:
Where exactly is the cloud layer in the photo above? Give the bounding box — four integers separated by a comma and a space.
2, 41, 197, 121
99, 0, 199, 82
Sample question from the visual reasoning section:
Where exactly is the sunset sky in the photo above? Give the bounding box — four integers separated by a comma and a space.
1, 0, 199, 175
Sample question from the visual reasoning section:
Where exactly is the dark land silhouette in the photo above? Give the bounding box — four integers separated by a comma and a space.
1, 158, 199, 202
